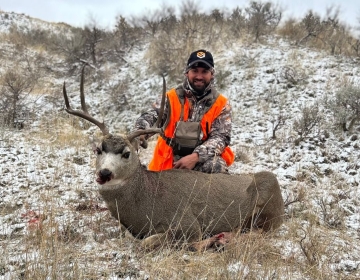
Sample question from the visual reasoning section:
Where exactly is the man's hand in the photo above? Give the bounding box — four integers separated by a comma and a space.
173, 153, 199, 170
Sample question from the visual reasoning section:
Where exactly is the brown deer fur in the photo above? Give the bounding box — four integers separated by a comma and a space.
95, 134, 284, 249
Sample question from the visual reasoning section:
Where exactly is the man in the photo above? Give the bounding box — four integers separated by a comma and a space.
134, 49, 234, 173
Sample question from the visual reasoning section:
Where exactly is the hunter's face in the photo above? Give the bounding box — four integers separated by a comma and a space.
186, 67, 213, 93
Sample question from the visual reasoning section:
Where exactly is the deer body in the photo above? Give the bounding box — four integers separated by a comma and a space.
96, 135, 284, 247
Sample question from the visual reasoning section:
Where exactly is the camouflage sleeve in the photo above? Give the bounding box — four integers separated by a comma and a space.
193, 100, 232, 163
133, 95, 169, 139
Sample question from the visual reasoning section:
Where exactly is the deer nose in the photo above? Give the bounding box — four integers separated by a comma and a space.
99, 168, 112, 181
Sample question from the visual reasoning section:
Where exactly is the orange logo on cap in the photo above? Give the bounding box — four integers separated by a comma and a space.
197, 51, 205, 59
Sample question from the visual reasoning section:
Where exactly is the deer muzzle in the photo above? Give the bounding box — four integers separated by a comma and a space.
96, 168, 113, 185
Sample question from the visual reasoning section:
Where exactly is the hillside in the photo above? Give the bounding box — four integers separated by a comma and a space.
0, 10, 359, 279
0, 10, 72, 33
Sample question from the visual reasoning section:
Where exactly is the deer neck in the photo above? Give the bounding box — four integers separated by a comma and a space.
98, 163, 159, 201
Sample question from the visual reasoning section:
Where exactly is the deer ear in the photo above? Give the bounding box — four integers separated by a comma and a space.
89, 136, 101, 154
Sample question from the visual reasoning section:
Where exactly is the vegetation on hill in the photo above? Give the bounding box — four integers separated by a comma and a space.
0, 1, 359, 279
1, 1, 359, 132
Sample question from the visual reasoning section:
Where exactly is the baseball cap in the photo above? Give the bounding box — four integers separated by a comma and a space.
186, 49, 214, 72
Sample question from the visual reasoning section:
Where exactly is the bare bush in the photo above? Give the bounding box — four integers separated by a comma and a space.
324, 84, 360, 132
316, 197, 344, 229
109, 15, 145, 63
319, 6, 349, 55
227, 7, 246, 38
0, 68, 38, 127
347, 36, 360, 57
205, 9, 226, 45
5, 25, 53, 49
49, 28, 86, 68
83, 16, 105, 65
297, 10, 324, 46
136, 9, 163, 37
270, 113, 288, 139
114, 15, 141, 49
146, 33, 185, 80
146, 1, 287, 80
280, 66, 306, 87
299, 227, 320, 266
49, 18, 109, 71
293, 103, 322, 144
159, 9, 178, 36
178, 0, 209, 49
277, 17, 303, 43
145, 1, 220, 81
245, 1, 282, 42
296, 7, 351, 55
284, 186, 305, 207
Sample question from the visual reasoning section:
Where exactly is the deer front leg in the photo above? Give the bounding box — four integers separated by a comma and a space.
141, 218, 203, 250
141, 233, 169, 250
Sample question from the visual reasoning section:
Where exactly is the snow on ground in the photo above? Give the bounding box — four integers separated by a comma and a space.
0, 10, 71, 34
0, 14, 359, 279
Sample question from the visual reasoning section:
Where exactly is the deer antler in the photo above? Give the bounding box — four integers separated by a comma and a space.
127, 127, 163, 141
154, 73, 166, 128
127, 74, 167, 144
63, 64, 110, 136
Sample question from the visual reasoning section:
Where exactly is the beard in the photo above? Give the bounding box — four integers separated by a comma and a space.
188, 79, 210, 95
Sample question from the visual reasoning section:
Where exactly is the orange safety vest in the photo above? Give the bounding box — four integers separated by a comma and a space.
148, 88, 235, 171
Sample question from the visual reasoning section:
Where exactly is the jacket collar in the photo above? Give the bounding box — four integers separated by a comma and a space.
181, 78, 218, 102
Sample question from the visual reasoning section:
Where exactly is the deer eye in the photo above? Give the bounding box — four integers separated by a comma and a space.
122, 152, 130, 159
95, 147, 102, 155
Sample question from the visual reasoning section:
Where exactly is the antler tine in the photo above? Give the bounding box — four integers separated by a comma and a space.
153, 73, 166, 128
62, 64, 110, 136
127, 128, 162, 142
63, 81, 71, 109
79, 64, 89, 115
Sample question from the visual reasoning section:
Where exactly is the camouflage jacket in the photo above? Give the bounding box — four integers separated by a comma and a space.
134, 81, 232, 163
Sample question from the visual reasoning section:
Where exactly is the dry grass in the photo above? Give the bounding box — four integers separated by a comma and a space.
1, 12, 359, 278
4, 204, 354, 280
1, 109, 358, 280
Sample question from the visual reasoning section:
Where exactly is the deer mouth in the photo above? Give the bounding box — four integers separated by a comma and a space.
96, 177, 111, 185
96, 169, 114, 185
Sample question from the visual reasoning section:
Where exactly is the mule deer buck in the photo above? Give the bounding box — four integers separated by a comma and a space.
62, 65, 285, 250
